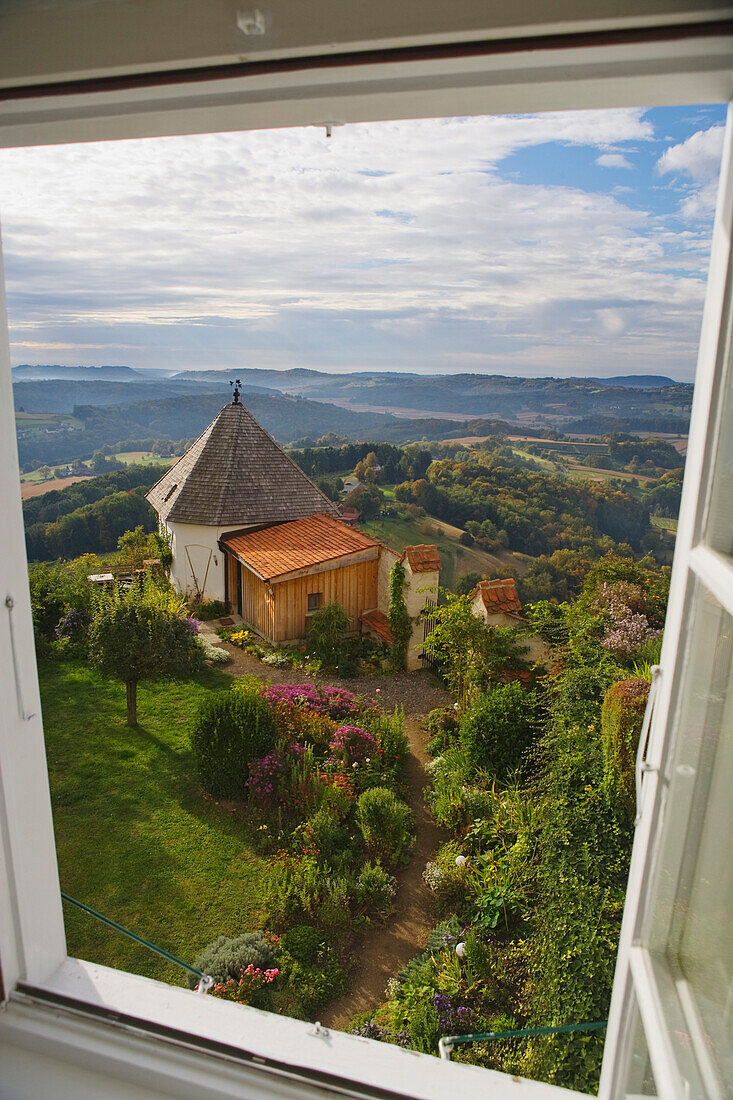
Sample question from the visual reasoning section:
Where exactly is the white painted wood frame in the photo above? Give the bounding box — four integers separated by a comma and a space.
0, 6, 732, 1098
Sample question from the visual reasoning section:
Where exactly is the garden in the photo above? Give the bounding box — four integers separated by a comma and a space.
29, 554, 413, 1023
186, 677, 411, 1018
27, 534, 670, 1093
349, 552, 668, 1092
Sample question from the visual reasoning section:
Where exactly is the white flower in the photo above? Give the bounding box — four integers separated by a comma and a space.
455, 942, 466, 958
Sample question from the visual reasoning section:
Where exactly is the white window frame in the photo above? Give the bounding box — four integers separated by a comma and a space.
1, 10, 732, 1099
601, 106, 733, 1100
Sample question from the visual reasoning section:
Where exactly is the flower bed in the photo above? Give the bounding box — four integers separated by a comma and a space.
189, 677, 410, 1018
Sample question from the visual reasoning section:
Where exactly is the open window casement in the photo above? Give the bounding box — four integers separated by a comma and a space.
1, 4, 733, 1098
602, 107, 733, 1100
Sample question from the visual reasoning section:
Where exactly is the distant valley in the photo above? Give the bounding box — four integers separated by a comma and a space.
12, 364, 693, 470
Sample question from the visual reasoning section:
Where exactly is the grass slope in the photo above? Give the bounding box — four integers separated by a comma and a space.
360, 513, 526, 589
41, 660, 266, 984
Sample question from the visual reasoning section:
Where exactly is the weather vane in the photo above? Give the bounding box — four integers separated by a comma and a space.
230, 378, 242, 405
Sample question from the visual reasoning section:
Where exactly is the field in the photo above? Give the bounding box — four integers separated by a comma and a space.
41, 660, 266, 984
360, 511, 528, 590
15, 411, 83, 431
651, 515, 678, 533
113, 450, 178, 466
20, 474, 95, 499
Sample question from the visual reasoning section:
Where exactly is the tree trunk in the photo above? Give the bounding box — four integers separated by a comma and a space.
126, 680, 138, 726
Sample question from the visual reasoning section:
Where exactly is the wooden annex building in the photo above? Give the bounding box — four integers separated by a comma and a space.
220, 513, 382, 643
146, 386, 440, 655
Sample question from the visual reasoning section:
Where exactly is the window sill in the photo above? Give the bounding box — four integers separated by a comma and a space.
1, 958, 582, 1100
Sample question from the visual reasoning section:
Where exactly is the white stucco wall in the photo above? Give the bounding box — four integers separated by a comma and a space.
377, 544, 400, 613
165, 520, 255, 604
403, 562, 439, 672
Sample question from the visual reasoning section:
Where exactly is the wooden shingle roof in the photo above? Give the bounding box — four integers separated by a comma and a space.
220, 513, 381, 582
472, 578, 522, 615
146, 402, 338, 526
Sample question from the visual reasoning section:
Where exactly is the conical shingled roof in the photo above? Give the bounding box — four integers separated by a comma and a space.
146, 402, 339, 527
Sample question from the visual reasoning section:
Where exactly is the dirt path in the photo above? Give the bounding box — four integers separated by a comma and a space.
209, 628, 450, 1029
319, 714, 446, 1030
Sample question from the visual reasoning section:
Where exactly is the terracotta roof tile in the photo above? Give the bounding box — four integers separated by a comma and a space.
147, 402, 338, 526
472, 578, 522, 615
361, 609, 393, 645
403, 544, 441, 573
221, 513, 381, 582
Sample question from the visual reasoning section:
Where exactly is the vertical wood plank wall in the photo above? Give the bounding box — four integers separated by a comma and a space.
228, 554, 379, 642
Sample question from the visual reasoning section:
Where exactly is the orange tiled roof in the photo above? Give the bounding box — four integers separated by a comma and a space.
403, 544, 441, 573
221, 513, 380, 582
473, 578, 522, 615
361, 609, 393, 645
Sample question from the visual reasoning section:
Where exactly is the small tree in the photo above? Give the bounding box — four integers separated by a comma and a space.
422, 591, 529, 709
421, 592, 492, 709
117, 524, 158, 571
88, 578, 202, 725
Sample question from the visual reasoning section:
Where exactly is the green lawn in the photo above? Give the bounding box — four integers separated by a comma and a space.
651, 514, 678, 534
113, 450, 178, 466
40, 660, 267, 985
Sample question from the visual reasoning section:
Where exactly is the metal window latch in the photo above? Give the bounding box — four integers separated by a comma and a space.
195, 975, 213, 995
634, 665, 662, 825
309, 1021, 329, 1039
4, 595, 36, 723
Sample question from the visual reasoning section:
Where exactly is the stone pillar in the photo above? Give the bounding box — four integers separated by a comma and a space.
401, 546, 441, 671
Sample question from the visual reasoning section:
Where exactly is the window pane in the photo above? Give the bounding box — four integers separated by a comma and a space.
646, 585, 733, 1090
705, 343, 733, 555
675, 598, 733, 1088
623, 999, 658, 1099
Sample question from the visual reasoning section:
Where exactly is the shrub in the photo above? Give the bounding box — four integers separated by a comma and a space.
280, 924, 322, 964
460, 683, 538, 778
191, 686, 277, 798
353, 862, 397, 918
306, 601, 350, 668
407, 1000, 441, 1054
195, 634, 231, 664
425, 705, 459, 754
329, 724, 377, 764
301, 806, 347, 858
372, 708, 408, 781
261, 853, 353, 932
422, 841, 467, 910
263, 683, 370, 722
189, 931, 275, 988
356, 787, 413, 866
189, 598, 227, 621
284, 955, 348, 1016
601, 677, 650, 819
209, 963, 280, 1007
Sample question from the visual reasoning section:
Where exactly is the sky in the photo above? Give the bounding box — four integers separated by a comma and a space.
0, 103, 726, 382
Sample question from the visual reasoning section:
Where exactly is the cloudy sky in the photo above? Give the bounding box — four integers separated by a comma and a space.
0, 103, 725, 381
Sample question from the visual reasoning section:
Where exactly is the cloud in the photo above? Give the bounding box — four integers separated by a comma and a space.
656, 124, 725, 217
597, 153, 633, 170
0, 108, 717, 380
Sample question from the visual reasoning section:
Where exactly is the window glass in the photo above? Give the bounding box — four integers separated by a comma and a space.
623, 999, 658, 1098
705, 352, 733, 555
307, 592, 323, 612
645, 584, 733, 1091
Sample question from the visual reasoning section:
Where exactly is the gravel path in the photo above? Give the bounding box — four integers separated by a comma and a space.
207, 625, 451, 1030
319, 714, 447, 1030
